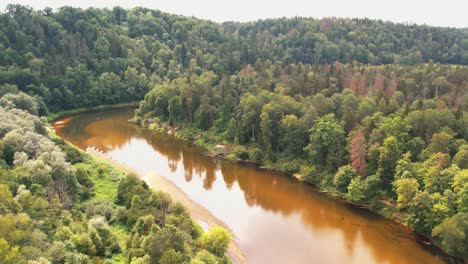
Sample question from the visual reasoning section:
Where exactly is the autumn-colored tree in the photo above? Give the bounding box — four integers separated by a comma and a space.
349, 126, 367, 177
372, 70, 385, 94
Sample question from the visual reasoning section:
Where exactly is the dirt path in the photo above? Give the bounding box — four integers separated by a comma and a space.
86, 147, 247, 264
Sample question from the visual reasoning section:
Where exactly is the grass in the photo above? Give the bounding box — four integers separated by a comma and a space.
109, 224, 130, 263
49, 127, 131, 262
74, 158, 125, 202
73, 156, 130, 263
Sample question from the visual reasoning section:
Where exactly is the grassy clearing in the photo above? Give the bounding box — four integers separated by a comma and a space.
74, 157, 125, 202
50, 127, 131, 262
74, 156, 130, 263
109, 224, 130, 263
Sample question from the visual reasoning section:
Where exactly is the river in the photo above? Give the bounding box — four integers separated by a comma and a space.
53, 107, 450, 264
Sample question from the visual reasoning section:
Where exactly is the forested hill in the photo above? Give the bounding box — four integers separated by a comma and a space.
0, 5, 467, 111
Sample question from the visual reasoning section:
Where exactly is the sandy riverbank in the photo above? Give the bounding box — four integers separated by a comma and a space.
86, 147, 247, 264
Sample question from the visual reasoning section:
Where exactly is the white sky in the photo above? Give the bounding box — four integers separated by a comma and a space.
1, 0, 467, 28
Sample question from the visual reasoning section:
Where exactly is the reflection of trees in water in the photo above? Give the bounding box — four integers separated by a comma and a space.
203, 168, 216, 190
56, 108, 140, 151
59, 109, 445, 264
137, 128, 444, 263
142, 130, 182, 171
168, 160, 178, 173
218, 162, 444, 264
141, 129, 219, 190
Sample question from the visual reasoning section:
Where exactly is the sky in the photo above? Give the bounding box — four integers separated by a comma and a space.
0, 0, 467, 28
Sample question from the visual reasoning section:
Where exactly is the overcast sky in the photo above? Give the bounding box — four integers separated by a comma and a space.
1, 0, 466, 28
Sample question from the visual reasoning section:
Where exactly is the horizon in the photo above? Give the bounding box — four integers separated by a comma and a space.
1, 0, 467, 28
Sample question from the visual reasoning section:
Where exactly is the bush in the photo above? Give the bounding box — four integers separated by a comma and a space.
190, 250, 218, 264
432, 213, 468, 259
346, 174, 381, 203
76, 168, 94, 199
148, 225, 191, 261
64, 252, 90, 264
85, 200, 116, 222
333, 165, 357, 192
281, 160, 301, 175
346, 178, 367, 203
235, 150, 249, 160
251, 148, 263, 164
52, 138, 84, 164
159, 249, 187, 264
300, 165, 319, 184
200, 226, 231, 257
453, 145, 468, 169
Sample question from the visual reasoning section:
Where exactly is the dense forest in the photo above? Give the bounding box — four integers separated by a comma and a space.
0, 4, 467, 112
0, 94, 232, 262
136, 61, 468, 259
0, 3, 467, 262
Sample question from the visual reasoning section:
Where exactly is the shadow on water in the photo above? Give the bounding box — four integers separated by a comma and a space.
54, 107, 457, 264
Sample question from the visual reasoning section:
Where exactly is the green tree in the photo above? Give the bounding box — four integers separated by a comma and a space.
159, 249, 187, 264
406, 191, 433, 234
0, 237, 21, 264
432, 213, 468, 259
0, 92, 39, 115
168, 96, 182, 125
346, 174, 381, 203
148, 225, 190, 262
377, 136, 401, 188
190, 250, 218, 264
394, 152, 422, 184
394, 178, 419, 209
200, 226, 231, 258
280, 114, 305, 156
453, 145, 468, 169
426, 132, 454, 155
306, 113, 345, 168
333, 165, 357, 193
424, 164, 458, 194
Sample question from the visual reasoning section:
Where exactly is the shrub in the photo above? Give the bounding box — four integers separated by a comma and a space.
251, 148, 263, 164
85, 199, 115, 222
190, 250, 218, 264
281, 160, 301, 175
453, 145, 468, 169
200, 226, 231, 257
235, 150, 249, 160
159, 249, 187, 264
346, 174, 381, 203
300, 165, 319, 184
432, 213, 468, 259
333, 165, 357, 192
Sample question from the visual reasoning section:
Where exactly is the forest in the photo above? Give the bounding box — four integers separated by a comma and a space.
136, 61, 468, 258
0, 4, 467, 112
0, 91, 232, 262
0, 3, 467, 262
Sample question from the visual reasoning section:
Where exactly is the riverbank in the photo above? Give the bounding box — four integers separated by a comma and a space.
86, 147, 247, 264
138, 117, 462, 263
48, 105, 247, 263
51, 106, 463, 263
47, 101, 140, 122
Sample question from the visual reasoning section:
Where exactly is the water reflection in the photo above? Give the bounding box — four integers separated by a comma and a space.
54, 108, 449, 264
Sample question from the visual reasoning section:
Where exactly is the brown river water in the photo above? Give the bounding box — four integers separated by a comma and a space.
53, 107, 452, 264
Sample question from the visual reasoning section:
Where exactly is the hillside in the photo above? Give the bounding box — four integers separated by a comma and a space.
0, 4, 466, 112
0, 4, 467, 262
